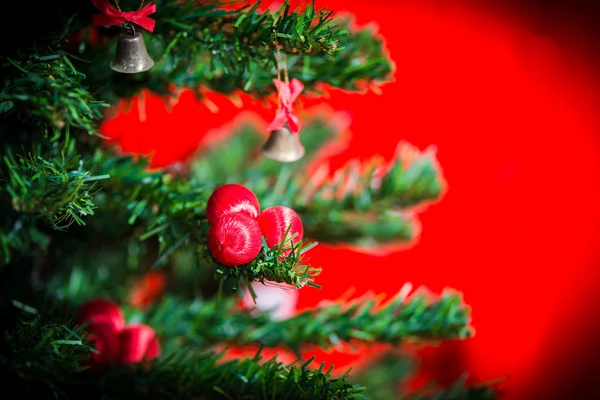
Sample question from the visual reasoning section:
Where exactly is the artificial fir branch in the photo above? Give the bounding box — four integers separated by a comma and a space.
0, 217, 50, 266
0, 303, 365, 400
0, 1, 488, 398
1, 301, 494, 400
408, 376, 501, 400
3, 143, 108, 231
0, 53, 108, 135
1, 302, 93, 398
192, 119, 444, 246
79, 0, 392, 100
156, 0, 344, 57
131, 287, 472, 354
92, 350, 365, 400
150, 0, 393, 94
1, 0, 391, 113
351, 353, 501, 400
83, 148, 320, 288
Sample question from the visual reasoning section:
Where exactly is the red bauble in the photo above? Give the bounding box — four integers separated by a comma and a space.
84, 322, 121, 370
258, 206, 304, 255
207, 213, 263, 267
206, 183, 260, 224
76, 298, 125, 333
129, 270, 166, 310
118, 324, 160, 364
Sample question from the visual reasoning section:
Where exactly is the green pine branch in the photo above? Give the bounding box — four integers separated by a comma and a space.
1, 301, 367, 399
2, 301, 93, 399
78, 0, 393, 100
152, 0, 393, 94
94, 351, 366, 400
2, 0, 392, 115
2, 143, 109, 231
351, 353, 501, 400
157, 0, 343, 57
131, 287, 472, 354
0, 219, 50, 266
0, 53, 108, 136
289, 145, 443, 246
79, 148, 320, 288
3, 299, 493, 400
191, 117, 444, 246
408, 376, 501, 400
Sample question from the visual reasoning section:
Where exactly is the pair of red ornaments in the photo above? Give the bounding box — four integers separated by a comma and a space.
207, 184, 304, 267
76, 299, 160, 369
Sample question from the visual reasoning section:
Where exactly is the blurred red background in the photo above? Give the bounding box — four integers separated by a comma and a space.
101, 0, 600, 398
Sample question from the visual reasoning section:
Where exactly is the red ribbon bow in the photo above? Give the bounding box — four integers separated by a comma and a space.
267, 78, 304, 134
90, 0, 157, 33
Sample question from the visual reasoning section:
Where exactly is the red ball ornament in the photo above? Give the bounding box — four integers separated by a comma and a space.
258, 206, 304, 256
76, 298, 125, 333
84, 322, 121, 370
118, 324, 160, 364
208, 213, 263, 267
206, 183, 260, 224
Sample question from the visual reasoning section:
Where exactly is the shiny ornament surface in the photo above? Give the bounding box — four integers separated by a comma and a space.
208, 213, 263, 267
110, 29, 154, 73
206, 183, 260, 224
261, 126, 305, 162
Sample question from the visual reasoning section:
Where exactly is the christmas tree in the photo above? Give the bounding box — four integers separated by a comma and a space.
0, 0, 499, 398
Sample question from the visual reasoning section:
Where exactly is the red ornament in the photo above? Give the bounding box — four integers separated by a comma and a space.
118, 324, 160, 364
129, 270, 166, 310
208, 213, 263, 267
206, 183, 261, 224
76, 299, 125, 370
258, 206, 303, 256
76, 298, 125, 333
84, 322, 121, 370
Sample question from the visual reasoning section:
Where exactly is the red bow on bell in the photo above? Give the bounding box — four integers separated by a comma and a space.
90, 0, 157, 33
267, 78, 304, 134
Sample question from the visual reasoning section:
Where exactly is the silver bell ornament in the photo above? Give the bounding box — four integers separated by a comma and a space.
110, 27, 154, 73
261, 126, 305, 163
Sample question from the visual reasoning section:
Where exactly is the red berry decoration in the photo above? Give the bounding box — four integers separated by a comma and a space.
84, 322, 121, 370
258, 206, 303, 256
118, 324, 160, 364
208, 213, 263, 267
206, 183, 260, 224
76, 299, 124, 370
76, 298, 125, 333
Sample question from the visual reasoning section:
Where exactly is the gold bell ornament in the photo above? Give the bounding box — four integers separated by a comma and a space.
89, 0, 157, 74
262, 46, 305, 162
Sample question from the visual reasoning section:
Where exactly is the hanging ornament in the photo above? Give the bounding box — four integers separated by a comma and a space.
208, 213, 263, 267
90, 0, 156, 73
118, 324, 160, 364
206, 183, 261, 224
76, 298, 125, 333
129, 270, 166, 310
84, 322, 121, 370
76, 299, 125, 370
258, 206, 304, 257
261, 43, 305, 162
